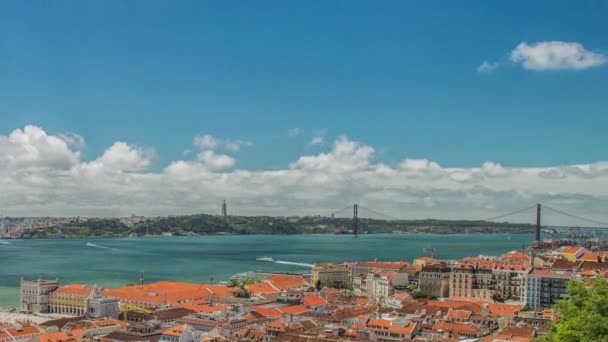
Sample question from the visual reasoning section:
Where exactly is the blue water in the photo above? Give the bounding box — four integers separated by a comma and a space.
0, 233, 532, 306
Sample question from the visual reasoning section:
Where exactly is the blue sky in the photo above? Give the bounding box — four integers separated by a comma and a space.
1, 1, 607, 170
1, 1, 608, 219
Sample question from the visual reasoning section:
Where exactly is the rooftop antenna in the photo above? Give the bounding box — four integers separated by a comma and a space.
140, 269, 145, 288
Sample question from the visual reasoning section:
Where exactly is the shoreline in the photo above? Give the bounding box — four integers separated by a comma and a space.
2, 231, 530, 241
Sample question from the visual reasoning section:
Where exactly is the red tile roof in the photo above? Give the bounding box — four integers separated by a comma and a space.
35, 332, 80, 342
302, 295, 327, 307
53, 284, 93, 297
264, 275, 307, 290
162, 325, 187, 337
446, 309, 472, 321
102, 281, 232, 306
246, 281, 280, 296
278, 305, 308, 315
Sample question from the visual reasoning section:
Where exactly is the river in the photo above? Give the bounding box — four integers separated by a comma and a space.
0, 233, 532, 306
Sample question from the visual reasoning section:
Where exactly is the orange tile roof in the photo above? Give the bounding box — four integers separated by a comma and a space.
302, 295, 327, 307
52, 284, 93, 297
501, 251, 529, 260
447, 296, 483, 304
278, 305, 308, 315
578, 253, 604, 261
246, 281, 280, 296
446, 309, 472, 321
267, 319, 287, 332
35, 332, 80, 342
388, 323, 417, 335
102, 281, 232, 306
367, 318, 391, 329
250, 306, 282, 318
163, 325, 187, 337
264, 275, 307, 290
562, 246, 584, 254
578, 270, 600, 277
6, 326, 40, 337
392, 292, 412, 300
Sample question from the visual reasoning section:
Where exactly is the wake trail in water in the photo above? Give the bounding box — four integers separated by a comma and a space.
274, 260, 314, 268
86, 242, 110, 249
0, 240, 11, 245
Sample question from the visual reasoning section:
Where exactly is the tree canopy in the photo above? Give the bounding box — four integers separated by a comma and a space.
535, 278, 608, 342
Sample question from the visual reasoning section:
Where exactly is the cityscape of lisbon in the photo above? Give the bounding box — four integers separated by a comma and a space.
2, 231, 606, 341
2, 0, 608, 341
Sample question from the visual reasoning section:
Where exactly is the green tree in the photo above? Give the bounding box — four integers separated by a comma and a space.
535, 278, 608, 342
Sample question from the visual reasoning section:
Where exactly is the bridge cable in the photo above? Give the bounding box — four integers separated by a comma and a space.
542, 205, 608, 227
357, 205, 402, 221
478, 205, 537, 222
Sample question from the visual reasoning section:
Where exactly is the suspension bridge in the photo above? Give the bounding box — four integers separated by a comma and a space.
327, 203, 608, 245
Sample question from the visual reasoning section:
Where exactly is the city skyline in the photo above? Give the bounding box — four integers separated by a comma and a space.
1, 1, 607, 219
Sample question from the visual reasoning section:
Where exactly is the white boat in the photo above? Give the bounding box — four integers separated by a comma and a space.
256, 256, 274, 262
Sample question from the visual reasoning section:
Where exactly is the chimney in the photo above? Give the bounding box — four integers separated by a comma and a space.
598, 256, 602, 263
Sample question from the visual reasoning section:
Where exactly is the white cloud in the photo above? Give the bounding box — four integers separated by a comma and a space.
0, 125, 80, 169
197, 150, 236, 170
510, 41, 608, 70
309, 135, 324, 146
2, 125, 608, 225
292, 136, 374, 172
81, 142, 153, 172
193, 134, 251, 152
477, 60, 500, 73
288, 128, 301, 137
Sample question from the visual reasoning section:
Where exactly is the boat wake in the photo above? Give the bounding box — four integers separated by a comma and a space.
0, 240, 11, 245
274, 260, 314, 268
86, 242, 110, 249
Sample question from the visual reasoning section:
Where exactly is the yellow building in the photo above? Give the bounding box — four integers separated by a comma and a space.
561, 246, 587, 262
49, 284, 93, 316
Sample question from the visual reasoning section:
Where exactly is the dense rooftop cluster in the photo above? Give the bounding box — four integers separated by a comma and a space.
8, 244, 608, 341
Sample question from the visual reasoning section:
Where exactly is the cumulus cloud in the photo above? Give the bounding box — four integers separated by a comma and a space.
81, 142, 153, 172
511, 41, 608, 70
2, 125, 608, 225
477, 60, 500, 73
288, 128, 301, 137
0, 125, 80, 169
197, 150, 236, 170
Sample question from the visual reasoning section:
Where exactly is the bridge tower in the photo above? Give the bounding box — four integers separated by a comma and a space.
353, 204, 359, 236
535, 203, 541, 242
